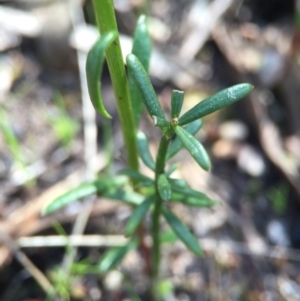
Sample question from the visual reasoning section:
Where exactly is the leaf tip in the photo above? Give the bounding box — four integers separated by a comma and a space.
137, 14, 146, 24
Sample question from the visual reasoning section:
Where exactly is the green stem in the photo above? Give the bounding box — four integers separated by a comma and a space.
151, 135, 170, 279
92, 0, 139, 172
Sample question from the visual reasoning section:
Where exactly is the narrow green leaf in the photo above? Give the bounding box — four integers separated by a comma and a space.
129, 15, 152, 127
171, 185, 208, 199
180, 197, 218, 207
174, 126, 211, 171
171, 90, 184, 119
119, 169, 154, 186
171, 193, 218, 207
178, 84, 254, 126
125, 195, 155, 236
162, 207, 202, 256
98, 238, 138, 273
136, 131, 155, 170
126, 54, 165, 119
103, 189, 145, 206
166, 119, 202, 160
42, 182, 98, 215
42, 176, 128, 215
168, 178, 188, 188
132, 15, 151, 75
169, 180, 218, 207
86, 31, 118, 118
157, 174, 172, 201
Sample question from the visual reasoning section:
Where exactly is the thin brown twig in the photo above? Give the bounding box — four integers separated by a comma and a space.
0, 228, 54, 294
16, 234, 300, 262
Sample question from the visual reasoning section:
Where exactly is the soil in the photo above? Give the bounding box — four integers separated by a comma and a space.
0, 0, 300, 300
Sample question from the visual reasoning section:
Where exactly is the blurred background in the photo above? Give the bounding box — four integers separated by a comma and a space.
0, 0, 300, 300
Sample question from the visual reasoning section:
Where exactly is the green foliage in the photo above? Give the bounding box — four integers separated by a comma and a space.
154, 278, 174, 300
171, 90, 184, 119
129, 15, 152, 127
47, 92, 79, 149
48, 267, 72, 300
43, 175, 144, 215
157, 174, 171, 201
166, 119, 203, 160
267, 181, 289, 214
43, 5, 253, 298
0, 107, 25, 168
178, 84, 254, 126
174, 125, 211, 171
125, 195, 155, 237
126, 53, 165, 119
49, 114, 79, 148
98, 238, 138, 273
162, 207, 203, 256
136, 131, 155, 170
86, 31, 117, 118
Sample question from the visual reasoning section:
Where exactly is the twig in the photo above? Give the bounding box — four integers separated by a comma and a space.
179, 0, 235, 59
18, 235, 128, 248
17, 234, 300, 262
0, 229, 54, 294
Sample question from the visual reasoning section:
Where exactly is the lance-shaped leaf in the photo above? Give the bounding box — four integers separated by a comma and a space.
42, 176, 128, 215
180, 197, 218, 207
166, 119, 202, 160
174, 126, 210, 171
171, 192, 218, 207
132, 15, 151, 70
43, 182, 97, 215
169, 180, 219, 207
162, 207, 202, 256
125, 195, 155, 237
86, 31, 118, 118
98, 238, 138, 273
168, 178, 188, 188
126, 54, 165, 119
136, 131, 155, 170
178, 84, 254, 126
119, 169, 154, 186
171, 90, 184, 119
157, 174, 172, 201
129, 15, 152, 126
103, 189, 144, 206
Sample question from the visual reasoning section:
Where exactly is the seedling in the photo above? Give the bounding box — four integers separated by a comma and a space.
43, 0, 253, 298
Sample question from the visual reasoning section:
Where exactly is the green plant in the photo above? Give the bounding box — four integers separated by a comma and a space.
0, 106, 26, 170
46, 92, 79, 149
43, 1, 253, 299
267, 181, 289, 215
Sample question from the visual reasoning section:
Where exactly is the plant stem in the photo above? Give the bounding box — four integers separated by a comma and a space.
151, 135, 170, 278
92, 0, 139, 172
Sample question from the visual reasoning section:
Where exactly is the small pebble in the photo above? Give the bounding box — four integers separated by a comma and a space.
218, 120, 249, 141
103, 270, 123, 291
267, 219, 289, 246
237, 145, 265, 176
212, 139, 238, 159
